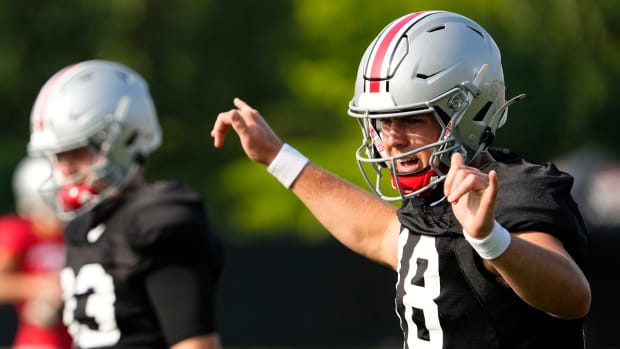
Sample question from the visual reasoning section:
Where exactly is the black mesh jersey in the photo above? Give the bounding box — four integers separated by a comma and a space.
60, 181, 224, 349
395, 148, 590, 349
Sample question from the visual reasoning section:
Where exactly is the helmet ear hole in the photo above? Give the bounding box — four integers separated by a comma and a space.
473, 102, 493, 122
124, 131, 138, 147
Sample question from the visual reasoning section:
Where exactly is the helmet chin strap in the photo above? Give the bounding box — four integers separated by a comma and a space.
390, 165, 446, 197
57, 159, 141, 214
58, 184, 99, 211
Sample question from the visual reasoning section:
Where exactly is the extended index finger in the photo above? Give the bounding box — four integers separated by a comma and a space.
211, 111, 236, 148
234, 97, 253, 111
480, 169, 499, 213
444, 151, 465, 198
451, 151, 465, 167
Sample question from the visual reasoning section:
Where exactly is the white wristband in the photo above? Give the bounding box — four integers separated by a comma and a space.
463, 220, 511, 260
267, 143, 309, 188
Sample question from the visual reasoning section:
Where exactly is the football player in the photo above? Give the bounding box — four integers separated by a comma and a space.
28, 60, 225, 349
0, 156, 72, 349
211, 11, 591, 348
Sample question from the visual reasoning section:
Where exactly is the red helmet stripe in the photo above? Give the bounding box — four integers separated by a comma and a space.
366, 11, 436, 93
34, 64, 79, 131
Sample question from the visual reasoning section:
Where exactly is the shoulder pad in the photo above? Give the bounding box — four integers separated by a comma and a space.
125, 181, 209, 251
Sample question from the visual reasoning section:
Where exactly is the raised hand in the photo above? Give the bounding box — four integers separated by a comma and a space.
444, 152, 499, 239
211, 98, 283, 165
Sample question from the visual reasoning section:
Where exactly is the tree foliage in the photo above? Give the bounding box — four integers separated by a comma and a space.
0, 0, 617, 242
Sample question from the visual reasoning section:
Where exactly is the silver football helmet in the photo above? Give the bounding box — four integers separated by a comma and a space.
348, 11, 524, 201
12, 156, 56, 218
28, 60, 162, 220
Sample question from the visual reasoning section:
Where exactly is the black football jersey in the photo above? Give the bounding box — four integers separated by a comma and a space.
395, 148, 589, 349
60, 181, 224, 349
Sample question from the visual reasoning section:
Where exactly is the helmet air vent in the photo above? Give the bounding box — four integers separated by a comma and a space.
427, 25, 445, 33
466, 25, 484, 39
416, 70, 442, 80
124, 131, 138, 146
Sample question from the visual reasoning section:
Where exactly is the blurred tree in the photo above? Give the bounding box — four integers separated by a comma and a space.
0, 0, 618, 242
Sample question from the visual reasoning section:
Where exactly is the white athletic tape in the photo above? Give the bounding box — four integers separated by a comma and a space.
463, 220, 511, 260
267, 143, 309, 188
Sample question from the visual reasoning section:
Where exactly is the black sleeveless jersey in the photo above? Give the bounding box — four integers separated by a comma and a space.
60, 181, 224, 349
395, 148, 590, 349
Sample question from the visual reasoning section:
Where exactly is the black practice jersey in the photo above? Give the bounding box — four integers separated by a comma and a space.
395, 148, 589, 349
60, 181, 224, 349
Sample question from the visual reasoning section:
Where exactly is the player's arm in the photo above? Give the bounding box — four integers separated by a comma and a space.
0, 246, 61, 304
0, 252, 32, 302
445, 152, 591, 319
170, 334, 222, 349
145, 259, 221, 349
135, 201, 224, 349
291, 163, 400, 269
489, 230, 590, 319
211, 98, 400, 269
0, 248, 63, 329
